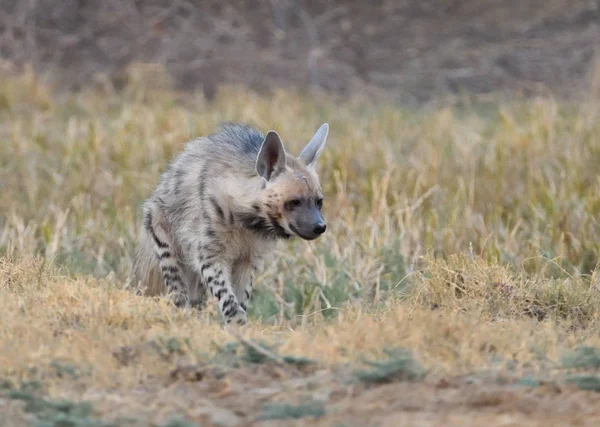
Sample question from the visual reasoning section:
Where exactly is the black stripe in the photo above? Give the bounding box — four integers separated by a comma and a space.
221, 296, 234, 309
198, 164, 208, 201
210, 197, 225, 222
222, 301, 237, 316
200, 263, 213, 275
158, 251, 171, 260
204, 228, 216, 239
268, 214, 290, 239
238, 212, 271, 233
236, 211, 291, 240
161, 265, 179, 273
198, 243, 222, 259
174, 168, 185, 195
151, 229, 169, 249
163, 273, 183, 283
207, 242, 225, 253
143, 211, 153, 232
145, 212, 170, 249
196, 242, 205, 262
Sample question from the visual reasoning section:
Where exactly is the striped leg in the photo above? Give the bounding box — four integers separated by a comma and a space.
143, 207, 189, 308
194, 258, 246, 325
208, 261, 246, 325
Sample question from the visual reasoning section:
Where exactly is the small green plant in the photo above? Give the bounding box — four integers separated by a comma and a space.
256, 401, 326, 421
49, 359, 90, 380
3, 381, 117, 427
516, 376, 544, 387
561, 346, 600, 370
213, 337, 318, 368
353, 347, 427, 384
564, 375, 600, 392
157, 418, 199, 427
148, 336, 192, 361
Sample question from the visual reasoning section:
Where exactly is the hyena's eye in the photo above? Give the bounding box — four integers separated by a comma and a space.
316, 198, 323, 209
285, 199, 302, 210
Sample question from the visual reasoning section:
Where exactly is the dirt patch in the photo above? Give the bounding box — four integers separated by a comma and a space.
1, 0, 599, 104
4, 342, 599, 427
14, 364, 596, 426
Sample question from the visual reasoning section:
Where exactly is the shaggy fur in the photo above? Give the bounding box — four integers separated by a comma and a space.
132, 122, 329, 325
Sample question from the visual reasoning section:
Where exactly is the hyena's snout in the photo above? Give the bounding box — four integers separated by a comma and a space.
293, 207, 327, 240
313, 221, 326, 235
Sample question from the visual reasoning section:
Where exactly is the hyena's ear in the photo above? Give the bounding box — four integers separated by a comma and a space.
256, 130, 287, 181
299, 123, 329, 168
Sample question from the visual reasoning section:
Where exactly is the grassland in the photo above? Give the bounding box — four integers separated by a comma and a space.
1, 66, 600, 426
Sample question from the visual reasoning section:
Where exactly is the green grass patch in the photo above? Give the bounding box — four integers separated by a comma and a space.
353, 348, 427, 384
256, 401, 326, 421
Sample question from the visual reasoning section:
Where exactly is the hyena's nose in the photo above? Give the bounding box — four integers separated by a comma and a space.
313, 222, 327, 235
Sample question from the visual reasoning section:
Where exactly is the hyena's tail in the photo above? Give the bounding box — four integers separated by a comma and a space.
129, 224, 165, 297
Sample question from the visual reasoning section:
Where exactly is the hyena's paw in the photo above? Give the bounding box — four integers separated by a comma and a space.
169, 292, 190, 309
190, 295, 208, 313
225, 307, 248, 327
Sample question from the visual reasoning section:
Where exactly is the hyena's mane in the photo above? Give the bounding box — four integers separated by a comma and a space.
210, 122, 266, 159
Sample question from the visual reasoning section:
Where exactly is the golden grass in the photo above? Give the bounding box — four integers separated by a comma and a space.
2, 253, 599, 393
1, 65, 600, 423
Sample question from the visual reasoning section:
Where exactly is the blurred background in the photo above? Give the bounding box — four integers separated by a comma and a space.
1, 0, 599, 105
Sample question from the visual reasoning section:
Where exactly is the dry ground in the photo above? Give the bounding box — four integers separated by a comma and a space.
1, 255, 600, 426
1, 70, 600, 425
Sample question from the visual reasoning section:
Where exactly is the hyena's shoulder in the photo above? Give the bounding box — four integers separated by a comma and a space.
151, 123, 267, 226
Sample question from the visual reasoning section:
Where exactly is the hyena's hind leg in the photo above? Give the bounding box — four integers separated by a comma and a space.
187, 270, 209, 311
143, 202, 190, 308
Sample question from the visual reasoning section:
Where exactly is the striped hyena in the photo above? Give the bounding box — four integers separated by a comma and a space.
132, 122, 329, 325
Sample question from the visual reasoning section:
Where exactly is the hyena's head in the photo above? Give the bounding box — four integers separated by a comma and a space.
255, 123, 329, 241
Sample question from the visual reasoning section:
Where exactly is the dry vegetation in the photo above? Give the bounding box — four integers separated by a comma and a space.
1, 0, 598, 104
1, 67, 600, 425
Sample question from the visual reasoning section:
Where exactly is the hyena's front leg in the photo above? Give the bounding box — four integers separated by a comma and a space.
144, 207, 189, 308
195, 245, 247, 325
197, 260, 247, 325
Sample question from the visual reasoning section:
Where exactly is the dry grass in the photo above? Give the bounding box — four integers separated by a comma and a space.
1, 66, 600, 425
